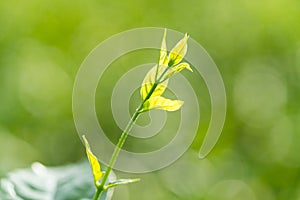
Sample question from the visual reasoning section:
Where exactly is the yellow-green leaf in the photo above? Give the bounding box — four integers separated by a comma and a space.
82, 135, 103, 185
162, 62, 192, 81
168, 33, 189, 66
140, 65, 168, 100
143, 96, 183, 111
104, 178, 141, 190
158, 29, 169, 66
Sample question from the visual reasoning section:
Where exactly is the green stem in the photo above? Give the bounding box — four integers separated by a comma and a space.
93, 188, 101, 200
103, 107, 141, 183
93, 66, 169, 199
94, 106, 142, 199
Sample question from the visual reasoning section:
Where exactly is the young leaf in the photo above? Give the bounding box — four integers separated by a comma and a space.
168, 33, 189, 66
82, 135, 103, 186
143, 96, 183, 111
161, 62, 192, 82
140, 65, 168, 101
104, 178, 140, 190
158, 29, 168, 66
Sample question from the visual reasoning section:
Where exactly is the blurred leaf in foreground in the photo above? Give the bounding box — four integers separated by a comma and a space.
0, 162, 115, 200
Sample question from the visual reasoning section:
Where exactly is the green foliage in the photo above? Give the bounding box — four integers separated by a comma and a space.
140, 29, 192, 112
0, 162, 114, 200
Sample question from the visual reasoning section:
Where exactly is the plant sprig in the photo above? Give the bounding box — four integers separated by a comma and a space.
83, 29, 193, 200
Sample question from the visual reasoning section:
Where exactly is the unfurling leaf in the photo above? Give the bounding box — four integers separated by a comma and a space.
143, 96, 183, 111
104, 178, 140, 190
168, 33, 188, 66
140, 65, 168, 100
82, 135, 103, 186
162, 62, 192, 81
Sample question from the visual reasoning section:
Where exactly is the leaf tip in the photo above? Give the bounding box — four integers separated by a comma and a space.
82, 135, 89, 148
186, 63, 193, 72
133, 178, 141, 183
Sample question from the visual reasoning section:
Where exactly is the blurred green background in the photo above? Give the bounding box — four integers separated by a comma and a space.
1, 0, 300, 199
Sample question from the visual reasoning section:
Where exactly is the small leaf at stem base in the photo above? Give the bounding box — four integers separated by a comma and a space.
104, 178, 141, 190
